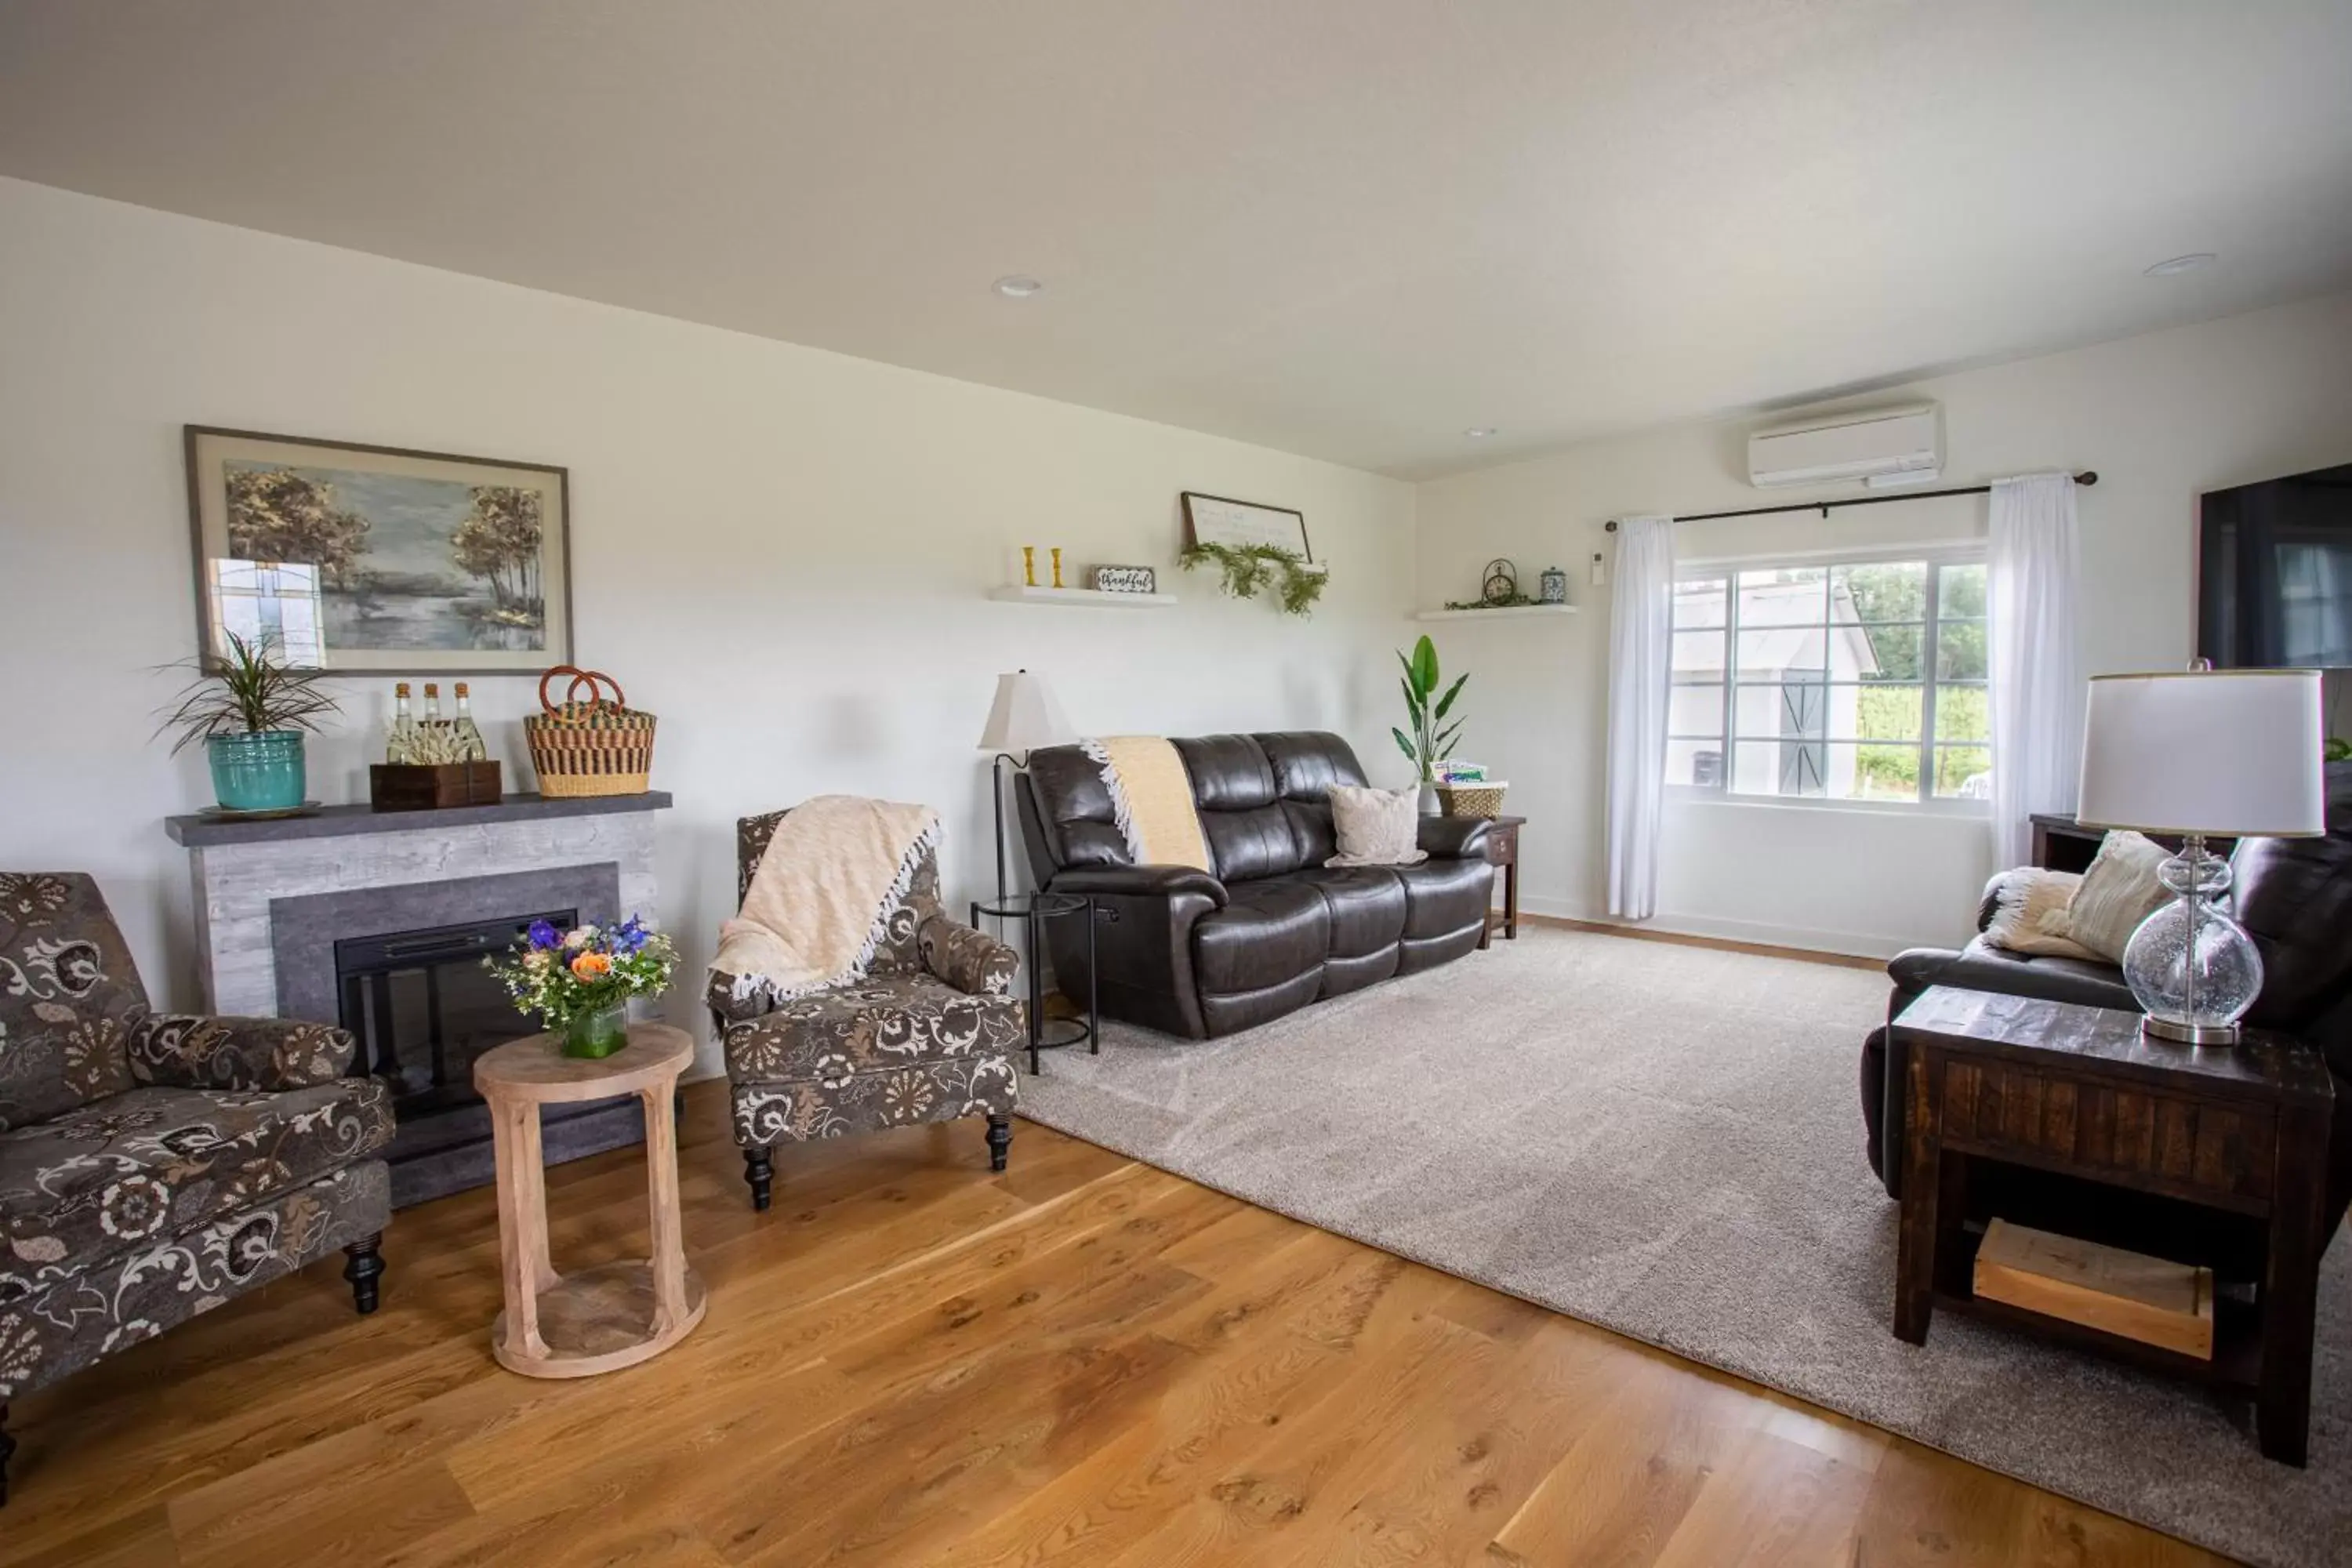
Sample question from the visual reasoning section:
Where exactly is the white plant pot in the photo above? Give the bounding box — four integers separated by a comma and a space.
1417, 783, 1441, 816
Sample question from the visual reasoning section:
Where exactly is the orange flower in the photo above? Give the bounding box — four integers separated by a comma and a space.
569, 951, 612, 980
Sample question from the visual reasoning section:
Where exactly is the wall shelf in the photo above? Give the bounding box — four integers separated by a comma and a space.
1413, 604, 1579, 621
990, 585, 1178, 608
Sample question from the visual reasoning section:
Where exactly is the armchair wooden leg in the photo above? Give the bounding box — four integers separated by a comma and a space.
1, 1402, 14, 1507
342, 1234, 385, 1316
744, 1149, 775, 1212
986, 1114, 1013, 1173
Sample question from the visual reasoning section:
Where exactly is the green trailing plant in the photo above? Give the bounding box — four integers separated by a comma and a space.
1177, 542, 1327, 617
2328, 737, 2351, 764
157, 630, 341, 753
1392, 633, 1467, 782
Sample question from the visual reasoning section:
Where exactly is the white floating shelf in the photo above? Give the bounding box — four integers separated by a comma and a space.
990, 585, 1178, 608
1414, 604, 1580, 621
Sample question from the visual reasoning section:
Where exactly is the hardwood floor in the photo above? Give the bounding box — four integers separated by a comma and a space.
1, 1083, 2227, 1568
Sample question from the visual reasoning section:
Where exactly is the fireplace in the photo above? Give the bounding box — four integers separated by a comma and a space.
330, 907, 648, 1204
165, 791, 673, 1210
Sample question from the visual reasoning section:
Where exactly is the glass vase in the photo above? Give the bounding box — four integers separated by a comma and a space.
561, 1003, 630, 1059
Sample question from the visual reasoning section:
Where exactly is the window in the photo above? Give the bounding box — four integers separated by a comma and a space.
1668, 555, 1989, 805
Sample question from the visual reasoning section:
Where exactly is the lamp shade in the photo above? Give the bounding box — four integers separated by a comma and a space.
2075, 669, 2325, 837
976, 670, 1073, 756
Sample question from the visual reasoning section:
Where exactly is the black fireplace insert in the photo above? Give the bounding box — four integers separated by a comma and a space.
336, 908, 646, 1207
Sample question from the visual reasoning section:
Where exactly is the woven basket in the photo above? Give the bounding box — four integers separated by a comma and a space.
524, 666, 657, 798
1436, 782, 1507, 819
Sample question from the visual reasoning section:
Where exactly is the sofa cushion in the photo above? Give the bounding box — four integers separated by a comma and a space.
1173, 735, 1277, 810
0, 1078, 394, 1306
723, 974, 1025, 1083
0, 873, 143, 1133
1258, 732, 1368, 802
1394, 855, 1494, 939
1192, 880, 1330, 996
1287, 868, 1409, 959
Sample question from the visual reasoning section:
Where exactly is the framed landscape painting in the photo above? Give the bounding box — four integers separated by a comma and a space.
184, 426, 572, 673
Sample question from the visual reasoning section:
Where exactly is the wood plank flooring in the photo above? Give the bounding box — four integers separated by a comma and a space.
0, 1083, 2230, 1567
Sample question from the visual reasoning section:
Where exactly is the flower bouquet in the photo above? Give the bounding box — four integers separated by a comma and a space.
485, 915, 679, 1059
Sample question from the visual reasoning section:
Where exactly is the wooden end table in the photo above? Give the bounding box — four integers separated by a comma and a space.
474, 1021, 706, 1379
1892, 985, 2334, 1465
1478, 814, 1524, 949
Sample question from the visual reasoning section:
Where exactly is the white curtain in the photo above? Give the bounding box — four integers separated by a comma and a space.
1606, 515, 1675, 917
1987, 473, 2083, 868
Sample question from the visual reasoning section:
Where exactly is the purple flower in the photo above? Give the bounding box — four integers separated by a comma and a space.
613, 915, 649, 956
527, 919, 561, 951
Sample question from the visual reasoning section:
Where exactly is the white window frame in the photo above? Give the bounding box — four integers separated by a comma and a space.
1665, 542, 1991, 815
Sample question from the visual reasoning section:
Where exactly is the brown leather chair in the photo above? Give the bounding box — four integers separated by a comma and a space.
1018, 732, 1494, 1038
1859, 765, 2352, 1246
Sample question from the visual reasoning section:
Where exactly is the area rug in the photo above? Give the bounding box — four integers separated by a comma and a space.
1017, 927, 2350, 1568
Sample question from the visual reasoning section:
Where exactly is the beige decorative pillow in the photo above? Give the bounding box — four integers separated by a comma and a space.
2052, 829, 2173, 963
1981, 869, 2101, 960
1327, 786, 1428, 867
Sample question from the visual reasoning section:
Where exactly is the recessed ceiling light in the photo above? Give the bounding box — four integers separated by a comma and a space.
993, 275, 1044, 299
1464, 426, 1497, 438
2144, 253, 2216, 278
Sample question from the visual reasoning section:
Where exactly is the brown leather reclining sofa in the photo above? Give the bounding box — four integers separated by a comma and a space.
1017, 732, 1494, 1038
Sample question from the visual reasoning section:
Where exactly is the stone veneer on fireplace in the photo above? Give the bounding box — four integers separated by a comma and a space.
165, 792, 672, 1207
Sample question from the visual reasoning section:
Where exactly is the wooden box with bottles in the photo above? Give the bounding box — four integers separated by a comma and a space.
369, 760, 503, 811
373, 679, 498, 808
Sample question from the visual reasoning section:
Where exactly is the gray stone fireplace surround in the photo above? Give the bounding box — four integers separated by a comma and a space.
166, 792, 671, 1207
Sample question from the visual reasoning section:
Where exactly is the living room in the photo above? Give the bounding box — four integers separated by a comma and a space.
2, 5, 2349, 1565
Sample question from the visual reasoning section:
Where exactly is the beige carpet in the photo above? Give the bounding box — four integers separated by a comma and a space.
1018, 926, 2350, 1568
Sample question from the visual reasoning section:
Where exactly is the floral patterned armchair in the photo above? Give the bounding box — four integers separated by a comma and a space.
708, 811, 1024, 1210
0, 874, 393, 1504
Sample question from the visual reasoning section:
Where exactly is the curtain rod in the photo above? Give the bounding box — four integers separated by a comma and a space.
1602, 470, 2098, 531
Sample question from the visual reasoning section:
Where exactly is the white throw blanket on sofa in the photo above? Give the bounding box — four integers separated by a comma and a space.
710, 794, 940, 1004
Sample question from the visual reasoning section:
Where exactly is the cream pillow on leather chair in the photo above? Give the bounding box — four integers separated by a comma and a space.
1327, 785, 1428, 866
2052, 829, 2175, 963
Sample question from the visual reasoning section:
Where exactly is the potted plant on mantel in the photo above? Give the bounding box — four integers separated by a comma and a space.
159, 630, 339, 813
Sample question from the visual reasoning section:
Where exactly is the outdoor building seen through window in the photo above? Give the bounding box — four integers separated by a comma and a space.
1668, 557, 1991, 805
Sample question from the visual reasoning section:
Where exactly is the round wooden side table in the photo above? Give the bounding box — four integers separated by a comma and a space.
472, 1021, 706, 1378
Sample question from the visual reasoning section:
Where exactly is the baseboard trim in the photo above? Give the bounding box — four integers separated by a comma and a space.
1509, 899, 1893, 971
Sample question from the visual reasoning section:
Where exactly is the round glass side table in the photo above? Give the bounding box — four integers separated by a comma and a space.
970, 891, 1098, 1074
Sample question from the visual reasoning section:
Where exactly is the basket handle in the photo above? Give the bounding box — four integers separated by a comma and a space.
536, 665, 628, 713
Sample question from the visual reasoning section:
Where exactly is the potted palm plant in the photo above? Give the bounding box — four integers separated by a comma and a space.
1392, 633, 1468, 815
160, 631, 339, 812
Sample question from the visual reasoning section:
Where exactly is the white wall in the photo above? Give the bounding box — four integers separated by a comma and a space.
0, 177, 1417, 1069
1415, 290, 2352, 956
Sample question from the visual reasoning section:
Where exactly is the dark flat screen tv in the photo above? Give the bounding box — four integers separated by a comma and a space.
2198, 461, 2352, 669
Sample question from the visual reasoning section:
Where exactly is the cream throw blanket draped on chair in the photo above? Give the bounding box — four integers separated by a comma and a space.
710, 795, 942, 1004
1081, 736, 1211, 870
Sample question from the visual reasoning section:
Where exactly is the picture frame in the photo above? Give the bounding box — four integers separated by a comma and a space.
184, 426, 572, 673
1181, 492, 1312, 561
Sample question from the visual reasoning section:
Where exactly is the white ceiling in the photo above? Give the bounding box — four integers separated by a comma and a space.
3, 1, 2349, 478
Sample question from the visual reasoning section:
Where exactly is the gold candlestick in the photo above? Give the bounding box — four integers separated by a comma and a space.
1051, 547, 1064, 589
1022, 546, 1036, 587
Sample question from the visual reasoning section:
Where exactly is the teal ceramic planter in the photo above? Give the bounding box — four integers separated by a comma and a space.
207, 730, 307, 811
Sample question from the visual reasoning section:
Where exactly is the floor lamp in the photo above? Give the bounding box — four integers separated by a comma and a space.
976, 670, 1074, 902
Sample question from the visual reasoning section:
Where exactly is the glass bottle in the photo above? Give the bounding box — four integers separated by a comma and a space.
422, 683, 444, 725
452, 682, 488, 762
387, 682, 419, 764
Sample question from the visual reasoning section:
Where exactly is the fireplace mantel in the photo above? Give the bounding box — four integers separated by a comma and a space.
165, 788, 671, 1207
165, 790, 673, 848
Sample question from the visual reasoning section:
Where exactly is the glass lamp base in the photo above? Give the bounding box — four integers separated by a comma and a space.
2120, 841, 2263, 1048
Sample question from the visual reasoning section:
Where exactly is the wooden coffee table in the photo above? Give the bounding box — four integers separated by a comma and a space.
474, 1022, 706, 1378
1892, 985, 2334, 1465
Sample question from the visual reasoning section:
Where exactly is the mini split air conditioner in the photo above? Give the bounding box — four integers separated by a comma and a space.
1747, 403, 1943, 489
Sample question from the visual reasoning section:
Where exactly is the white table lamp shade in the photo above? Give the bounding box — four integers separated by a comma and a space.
2075, 670, 2325, 838
977, 670, 1073, 756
